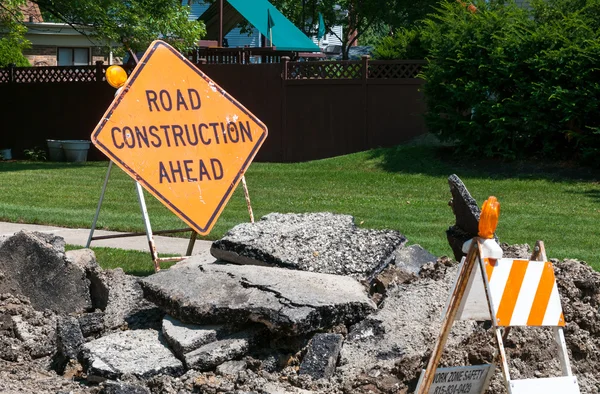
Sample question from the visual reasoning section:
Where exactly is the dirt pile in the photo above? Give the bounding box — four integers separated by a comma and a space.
336, 250, 600, 394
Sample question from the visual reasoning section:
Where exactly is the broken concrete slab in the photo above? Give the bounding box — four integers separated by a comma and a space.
216, 360, 247, 376
446, 175, 481, 261
81, 329, 183, 380
99, 381, 151, 394
65, 248, 97, 273
162, 315, 225, 358
262, 382, 316, 394
211, 212, 406, 281
54, 316, 84, 373
0, 231, 91, 314
78, 312, 105, 338
394, 245, 437, 276
88, 268, 163, 331
299, 333, 344, 380
184, 331, 252, 371
141, 258, 376, 336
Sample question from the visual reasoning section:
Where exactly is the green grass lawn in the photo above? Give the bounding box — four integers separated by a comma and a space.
65, 245, 178, 276
1, 142, 599, 270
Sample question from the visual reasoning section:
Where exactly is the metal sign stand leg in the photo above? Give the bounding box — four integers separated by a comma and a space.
87, 161, 197, 273
134, 181, 160, 272
86, 161, 114, 248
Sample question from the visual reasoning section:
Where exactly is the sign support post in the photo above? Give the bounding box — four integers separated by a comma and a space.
417, 237, 482, 392
86, 160, 199, 272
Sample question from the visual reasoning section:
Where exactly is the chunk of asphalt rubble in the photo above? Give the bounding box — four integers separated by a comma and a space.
299, 333, 344, 380
53, 316, 84, 373
370, 245, 439, 300
78, 312, 105, 338
216, 360, 247, 376
393, 244, 438, 276
87, 267, 163, 331
141, 257, 376, 336
0, 231, 91, 314
80, 329, 183, 381
446, 174, 481, 261
211, 212, 407, 282
162, 315, 226, 359
99, 381, 151, 394
184, 330, 254, 371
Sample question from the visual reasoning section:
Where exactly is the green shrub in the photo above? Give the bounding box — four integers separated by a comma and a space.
373, 28, 428, 60
419, 0, 600, 165
0, 38, 31, 67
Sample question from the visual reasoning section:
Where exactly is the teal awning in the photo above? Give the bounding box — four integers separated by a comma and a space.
199, 0, 320, 52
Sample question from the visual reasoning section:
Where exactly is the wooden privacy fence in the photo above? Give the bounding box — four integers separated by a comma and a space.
0, 57, 427, 162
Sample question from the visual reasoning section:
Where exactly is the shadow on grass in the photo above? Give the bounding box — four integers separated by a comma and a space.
368, 139, 600, 183
567, 189, 600, 203
0, 160, 102, 173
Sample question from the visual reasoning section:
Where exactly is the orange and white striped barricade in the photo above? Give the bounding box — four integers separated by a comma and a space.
416, 197, 580, 394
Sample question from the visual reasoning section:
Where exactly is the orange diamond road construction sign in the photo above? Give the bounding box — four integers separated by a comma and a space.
91, 40, 267, 235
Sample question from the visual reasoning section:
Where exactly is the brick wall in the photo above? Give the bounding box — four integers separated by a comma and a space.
23, 45, 111, 67
23, 45, 57, 66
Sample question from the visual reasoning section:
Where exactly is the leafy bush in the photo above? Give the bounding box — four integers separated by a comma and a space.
373, 28, 428, 60
0, 1, 31, 68
23, 147, 46, 161
0, 39, 30, 67
419, 0, 600, 165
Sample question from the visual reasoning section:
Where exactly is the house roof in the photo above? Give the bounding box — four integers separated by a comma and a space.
198, 0, 320, 52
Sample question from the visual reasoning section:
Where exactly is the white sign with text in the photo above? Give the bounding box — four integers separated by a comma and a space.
415, 364, 494, 394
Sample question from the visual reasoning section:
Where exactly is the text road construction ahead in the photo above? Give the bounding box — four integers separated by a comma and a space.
109, 88, 257, 184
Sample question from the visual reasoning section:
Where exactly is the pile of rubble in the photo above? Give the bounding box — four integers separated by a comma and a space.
0, 177, 598, 394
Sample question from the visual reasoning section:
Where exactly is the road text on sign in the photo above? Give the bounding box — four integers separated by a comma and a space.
91, 40, 267, 235
416, 364, 494, 394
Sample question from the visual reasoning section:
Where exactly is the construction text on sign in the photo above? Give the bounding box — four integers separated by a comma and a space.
91, 40, 267, 235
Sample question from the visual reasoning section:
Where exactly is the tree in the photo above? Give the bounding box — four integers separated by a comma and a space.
270, 0, 439, 59
0, 0, 31, 67
27, 0, 205, 56
418, 0, 600, 165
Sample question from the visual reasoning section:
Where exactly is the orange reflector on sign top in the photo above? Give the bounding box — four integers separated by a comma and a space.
91, 40, 267, 235
106, 65, 128, 88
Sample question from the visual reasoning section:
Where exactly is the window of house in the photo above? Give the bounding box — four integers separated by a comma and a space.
57, 47, 90, 66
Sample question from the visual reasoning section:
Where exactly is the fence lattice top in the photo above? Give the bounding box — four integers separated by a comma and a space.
1, 58, 425, 84
369, 61, 424, 79
286, 59, 425, 80
0, 63, 135, 84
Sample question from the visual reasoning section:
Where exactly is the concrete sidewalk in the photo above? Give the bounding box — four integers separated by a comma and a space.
0, 221, 213, 256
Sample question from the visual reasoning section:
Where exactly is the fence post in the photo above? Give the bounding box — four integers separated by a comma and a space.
95, 60, 104, 83
281, 56, 289, 80
281, 56, 290, 162
361, 55, 370, 80
9, 63, 15, 83
362, 55, 370, 148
